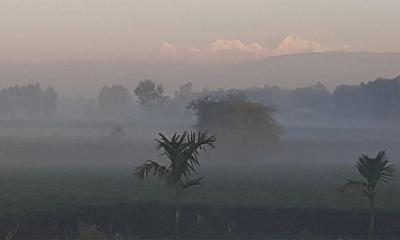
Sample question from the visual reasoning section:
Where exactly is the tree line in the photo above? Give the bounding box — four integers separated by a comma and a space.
245, 75, 400, 122
0, 83, 57, 118
96, 75, 400, 123
3, 75, 400, 123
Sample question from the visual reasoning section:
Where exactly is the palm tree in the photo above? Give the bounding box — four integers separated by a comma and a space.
341, 150, 395, 240
134, 131, 216, 237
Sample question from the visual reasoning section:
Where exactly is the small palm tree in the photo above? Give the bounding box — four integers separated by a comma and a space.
341, 150, 395, 240
134, 131, 216, 237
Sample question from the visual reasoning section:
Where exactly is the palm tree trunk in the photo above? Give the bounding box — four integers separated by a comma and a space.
175, 191, 181, 238
368, 197, 375, 240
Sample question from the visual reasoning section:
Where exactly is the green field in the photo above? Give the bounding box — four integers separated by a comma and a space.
0, 164, 399, 238
0, 164, 399, 215
0, 133, 399, 239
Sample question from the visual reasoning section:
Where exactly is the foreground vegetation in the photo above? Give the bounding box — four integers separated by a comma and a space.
0, 125, 398, 239
0, 164, 399, 239
135, 131, 216, 236
341, 151, 395, 240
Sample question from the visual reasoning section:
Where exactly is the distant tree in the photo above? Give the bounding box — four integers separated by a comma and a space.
341, 151, 395, 240
43, 86, 58, 114
0, 89, 13, 115
332, 76, 400, 121
332, 84, 362, 117
134, 80, 166, 107
110, 124, 126, 140
244, 83, 330, 114
175, 82, 193, 99
201, 86, 209, 94
134, 131, 216, 236
188, 94, 281, 161
173, 76, 400, 125
290, 82, 330, 113
98, 85, 132, 119
0, 83, 58, 118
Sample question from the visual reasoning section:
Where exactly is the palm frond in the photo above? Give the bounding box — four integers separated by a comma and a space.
156, 133, 175, 159
157, 132, 190, 161
159, 131, 216, 180
134, 160, 170, 181
340, 180, 372, 198
181, 176, 204, 191
137, 131, 215, 194
183, 131, 216, 169
356, 151, 395, 186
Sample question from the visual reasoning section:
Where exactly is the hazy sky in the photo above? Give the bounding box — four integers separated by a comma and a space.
1, 0, 400, 63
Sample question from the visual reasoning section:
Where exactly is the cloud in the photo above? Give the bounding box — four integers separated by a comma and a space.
158, 36, 352, 63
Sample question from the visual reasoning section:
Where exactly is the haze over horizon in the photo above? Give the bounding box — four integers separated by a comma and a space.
1, 0, 400, 97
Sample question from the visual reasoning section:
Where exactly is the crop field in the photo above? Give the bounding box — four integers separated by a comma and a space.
0, 163, 400, 238
1, 164, 400, 213
0, 129, 399, 239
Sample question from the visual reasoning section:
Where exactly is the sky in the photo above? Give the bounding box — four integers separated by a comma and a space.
1, 0, 400, 64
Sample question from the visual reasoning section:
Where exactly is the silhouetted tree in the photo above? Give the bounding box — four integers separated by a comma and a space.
43, 86, 58, 114
134, 80, 166, 107
175, 82, 193, 99
332, 76, 400, 121
341, 151, 395, 240
98, 85, 132, 119
245, 83, 330, 113
134, 131, 216, 236
188, 94, 281, 161
0, 83, 58, 118
290, 82, 331, 113
110, 124, 126, 140
165, 76, 400, 125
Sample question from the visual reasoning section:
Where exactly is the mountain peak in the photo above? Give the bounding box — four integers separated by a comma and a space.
276, 35, 330, 55
158, 36, 352, 63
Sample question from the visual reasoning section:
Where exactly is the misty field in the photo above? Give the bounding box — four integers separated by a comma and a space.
0, 132, 399, 239
1, 164, 400, 213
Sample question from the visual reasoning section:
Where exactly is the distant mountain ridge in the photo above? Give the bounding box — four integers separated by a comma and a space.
0, 51, 399, 97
